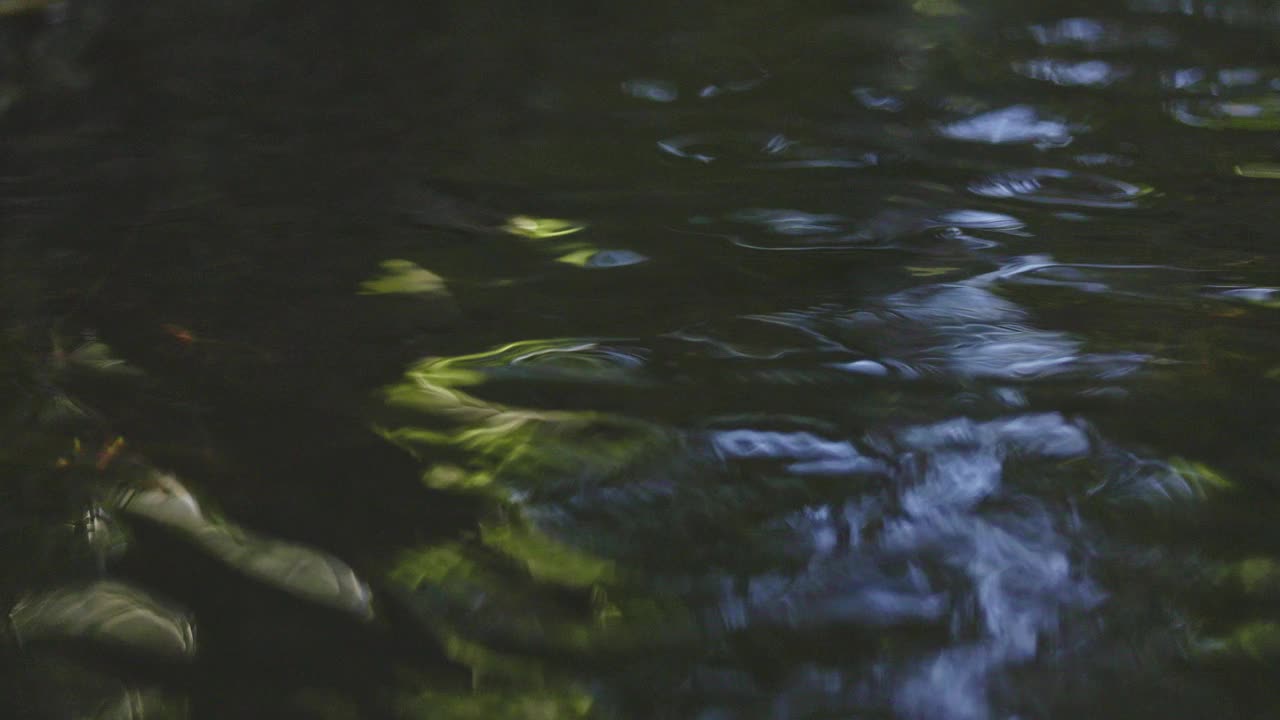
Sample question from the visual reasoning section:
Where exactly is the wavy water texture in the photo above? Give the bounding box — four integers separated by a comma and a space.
370, 257, 1189, 717
11, 1, 1280, 718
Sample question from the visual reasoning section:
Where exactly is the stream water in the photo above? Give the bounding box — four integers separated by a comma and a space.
4, 1, 1280, 718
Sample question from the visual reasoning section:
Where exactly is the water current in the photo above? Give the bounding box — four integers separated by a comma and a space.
3, 1, 1280, 718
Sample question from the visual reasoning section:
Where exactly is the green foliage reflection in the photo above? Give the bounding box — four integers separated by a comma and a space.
395, 683, 595, 720
376, 342, 703, 679
359, 260, 451, 297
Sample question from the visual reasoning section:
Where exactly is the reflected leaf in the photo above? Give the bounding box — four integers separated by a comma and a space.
387, 339, 654, 392
8, 581, 196, 660
905, 266, 959, 278
389, 541, 698, 658
377, 346, 672, 495
1235, 163, 1280, 179
358, 259, 451, 297
34, 390, 92, 426
59, 340, 144, 378
480, 521, 615, 588
555, 248, 601, 267
1168, 457, 1233, 495
554, 248, 647, 268
376, 344, 711, 661
1087, 455, 1231, 509
421, 463, 498, 493
116, 471, 204, 530
501, 215, 586, 239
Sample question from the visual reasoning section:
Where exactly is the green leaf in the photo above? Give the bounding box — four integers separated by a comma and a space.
358, 259, 451, 297
62, 340, 144, 377
480, 521, 615, 588
1235, 163, 1280, 179
501, 216, 586, 239
1169, 457, 1233, 495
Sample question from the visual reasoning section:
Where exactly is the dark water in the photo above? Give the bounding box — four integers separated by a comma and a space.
5, 0, 1280, 718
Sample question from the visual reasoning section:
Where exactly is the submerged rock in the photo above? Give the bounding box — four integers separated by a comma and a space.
116, 471, 375, 622
8, 580, 196, 661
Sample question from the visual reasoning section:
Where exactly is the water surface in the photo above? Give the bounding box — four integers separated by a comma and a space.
4, 1, 1280, 718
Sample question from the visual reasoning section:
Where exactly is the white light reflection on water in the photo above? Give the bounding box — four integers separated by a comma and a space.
846, 281, 1149, 382
938, 105, 1076, 147
1014, 58, 1131, 87
686, 262, 1133, 719
1029, 17, 1177, 50
968, 167, 1150, 208
705, 411, 1104, 719
671, 259, 1153, 386
852, 86, 906, 111
712, 429, 890, 477
1128, 0, 1280, 25
620, 78, 678, 103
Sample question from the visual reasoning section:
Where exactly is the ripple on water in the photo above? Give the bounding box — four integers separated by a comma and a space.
934, 209, 1027, 234
726, 208, 848, 236
1168, 96, 1280, 130
620, 78, 678, 103
1162, 66, 1272, 94
852, 86, 906, 112
984, 255, 1199, 300
1206, 286, 1280, 308
711, 428, 890, 477
419, 338, 654, 387
841, 282, 1149, 382
692, 276, 1150, 386
968, 167, 1151, 208
719, 207, 1024, 252
377, 312, 1137, 719
657, 131, 878, 169
709, 410, 1106, 718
